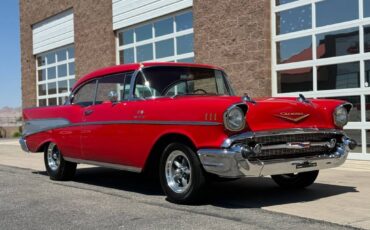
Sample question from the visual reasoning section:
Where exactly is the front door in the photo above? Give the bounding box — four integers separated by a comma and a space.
80, 72, 133, 165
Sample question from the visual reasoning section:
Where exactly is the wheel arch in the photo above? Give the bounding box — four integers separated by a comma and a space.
36, 139, 54, 153
142, 132, 197, 175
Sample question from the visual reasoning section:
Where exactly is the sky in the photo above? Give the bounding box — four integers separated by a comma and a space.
0, 0, 21, 108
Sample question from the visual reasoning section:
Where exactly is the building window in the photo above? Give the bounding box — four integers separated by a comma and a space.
365, 0, 370, 18
36, 46, 75, 106
272, 0, 370, 159
316, 0, 358, 27
117, 11, 194, 64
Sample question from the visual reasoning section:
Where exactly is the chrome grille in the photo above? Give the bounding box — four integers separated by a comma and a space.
248, 133, 343, 161
254, 133, 335, 145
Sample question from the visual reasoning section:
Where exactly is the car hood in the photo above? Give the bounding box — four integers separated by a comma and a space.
245, 97, 346, 131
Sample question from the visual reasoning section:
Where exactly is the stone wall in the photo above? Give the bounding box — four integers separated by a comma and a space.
193, 0, 271, 97
20, 0, 116, 108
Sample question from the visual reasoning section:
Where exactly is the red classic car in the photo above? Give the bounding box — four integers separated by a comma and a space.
20, 62, 356, 203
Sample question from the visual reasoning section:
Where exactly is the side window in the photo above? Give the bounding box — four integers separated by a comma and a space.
95, 72, 133, 104
134, 73, 160, 98
72, 80, 97, 107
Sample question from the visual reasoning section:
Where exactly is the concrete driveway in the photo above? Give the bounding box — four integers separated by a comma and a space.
1, 139, 370, 229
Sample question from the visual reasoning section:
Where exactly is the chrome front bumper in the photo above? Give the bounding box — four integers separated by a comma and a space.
198, 131, 356, 178
19, 137, 30, 152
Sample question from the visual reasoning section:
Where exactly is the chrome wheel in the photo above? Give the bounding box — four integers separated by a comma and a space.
165, 150, 192, 193
47, 143, 60, 171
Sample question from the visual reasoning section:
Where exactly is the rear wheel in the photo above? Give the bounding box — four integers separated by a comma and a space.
159, 143, 206, 204
44, 142, 77, 181
271, 170, 319, 189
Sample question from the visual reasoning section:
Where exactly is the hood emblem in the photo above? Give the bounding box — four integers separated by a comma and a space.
275, 112, 310, 122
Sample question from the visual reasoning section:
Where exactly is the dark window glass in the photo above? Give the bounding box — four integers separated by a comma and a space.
177, 57, 194, 63
68, 47, 74, 59
136, 44, 153, 62
69, 62, 75, 75
177, 34, 194, 54
365, 0, 370, 17
48, 98, 57, 106
317, 62, 360, 90
277, 68, 313, 93
38, 84, 46, 96
96, 74, 126, 104
58, 97, 65, 106
366, 60, 370, 87
277, 36, 312, 64
134, 67, 230, 98
176, 12, 193, 31
56, 50, 66, 61
48, 82, 57, 95
365, 26, 370, 53
69, 79, 76, 90
135, 24, 152, 42
38, 99, 47, 107
119, 29, 134, 46
48, 67, 56, 80
316, 0, 358, 27
345, 129, 362, 152
156, 39, 174, 58
58, 80, 68, 94
276, 5, 312, 35
46, 52, 55, 64
155, 18, 173, 37
37, 55, 46, 67
38, 69, 46, 81
73, 80, 96, 107
58, 64, 67, 78
120, 48, 134, 64
366, 95, 370, 121
316, 28, 359, 59
367, 130, 370, 154
323, 96, 361, 122
276, 0, 297, 5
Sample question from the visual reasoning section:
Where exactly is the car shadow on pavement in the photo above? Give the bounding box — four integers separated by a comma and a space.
33, 167, 358, 208
34, 166, 163, 196
204, 177, 358, 208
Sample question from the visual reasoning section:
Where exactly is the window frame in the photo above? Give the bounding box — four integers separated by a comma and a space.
271, 0, 370, 160
115, 9, 194, 64
36, 45, 75, 107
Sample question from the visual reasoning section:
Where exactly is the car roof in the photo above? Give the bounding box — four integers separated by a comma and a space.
72, 62, 223, 91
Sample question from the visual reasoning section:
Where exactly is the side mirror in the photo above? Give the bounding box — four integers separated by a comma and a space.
108, 91, 118, 103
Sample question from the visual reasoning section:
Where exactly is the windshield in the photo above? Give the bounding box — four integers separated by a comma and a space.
134, 66, 232, 98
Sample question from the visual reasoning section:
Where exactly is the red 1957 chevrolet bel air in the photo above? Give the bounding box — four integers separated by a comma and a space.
20, 62, 356, 203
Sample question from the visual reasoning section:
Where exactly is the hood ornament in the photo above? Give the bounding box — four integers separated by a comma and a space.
275, 112, 310, 123
298, 94, 310, 103
242, 93, 256, 104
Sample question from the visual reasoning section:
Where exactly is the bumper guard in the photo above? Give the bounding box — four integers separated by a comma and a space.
198, 132, 356, 178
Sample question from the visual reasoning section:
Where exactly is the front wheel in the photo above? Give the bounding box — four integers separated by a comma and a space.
271, 170, 319, 189
44, 142, 77, 181
159, 143, 206, 204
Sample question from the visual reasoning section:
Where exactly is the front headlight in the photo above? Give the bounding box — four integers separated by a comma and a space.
224, 106, 245, 131
333, 105, 349, 127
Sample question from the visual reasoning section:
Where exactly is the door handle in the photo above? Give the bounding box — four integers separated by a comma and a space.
84, 109, 94, 116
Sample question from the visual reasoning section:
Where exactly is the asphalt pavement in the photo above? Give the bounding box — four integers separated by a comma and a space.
0, 139, 369, 229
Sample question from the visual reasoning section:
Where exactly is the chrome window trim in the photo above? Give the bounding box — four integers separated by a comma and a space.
131, 66, 234, 99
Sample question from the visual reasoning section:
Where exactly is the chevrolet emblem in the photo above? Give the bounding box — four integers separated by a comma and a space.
275, 112, 310, 122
